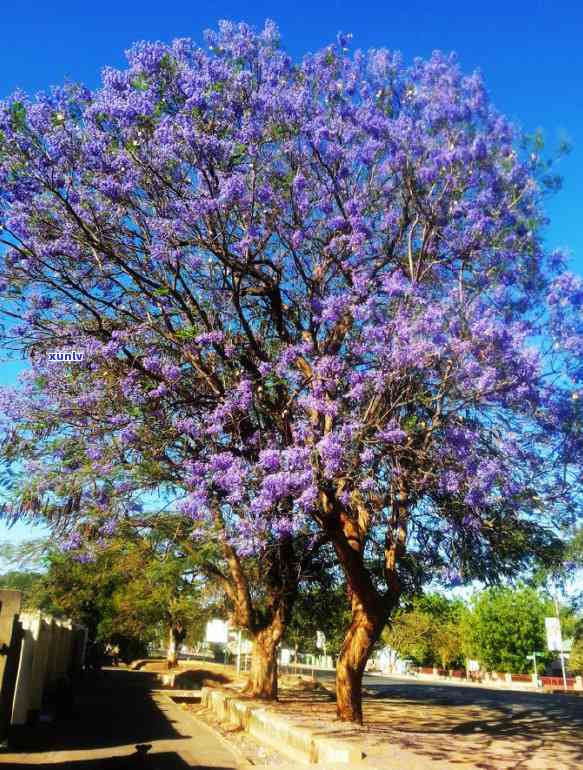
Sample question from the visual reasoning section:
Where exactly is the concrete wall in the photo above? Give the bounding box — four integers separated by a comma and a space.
11, 612, 87, 725
0, 592, 87, 728
0, 590, 23, 744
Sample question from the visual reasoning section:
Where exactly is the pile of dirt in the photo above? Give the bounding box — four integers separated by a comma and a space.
278, 674, 332, 694
135, 660, 237, 687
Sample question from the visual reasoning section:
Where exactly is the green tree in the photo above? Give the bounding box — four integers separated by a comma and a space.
285, 585, 351, 661
0, 539, 47, 608
465, 587, 554, 674
382, 608, 433, 666
566, 528, 583, 567
382, 593, 465, 669
0, 569, 44, 608
432, 620, 463, 670
3, 532, 212, 664
569, 638, 583, 674
101, 535, 211, 666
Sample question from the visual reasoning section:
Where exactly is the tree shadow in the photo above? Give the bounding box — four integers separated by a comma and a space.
272, 679, 583, 769
7, 669, 188, 754
171, 669, 231, 690
7, 743, 232, 769
357, 682, 583, 768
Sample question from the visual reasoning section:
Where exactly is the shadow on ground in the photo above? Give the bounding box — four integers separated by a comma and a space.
8, 744, 231, 770
9, 746, 231, 770
172, 669, 230, 690
7, 669, 186, 755
277, 677, 583, 769
361, 682, 583, 768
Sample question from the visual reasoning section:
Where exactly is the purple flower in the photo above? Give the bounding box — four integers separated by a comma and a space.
379, 423, 407, 444
120, 426, 139, 445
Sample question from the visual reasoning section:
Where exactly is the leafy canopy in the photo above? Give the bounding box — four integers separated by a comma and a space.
0, 20, 580, 607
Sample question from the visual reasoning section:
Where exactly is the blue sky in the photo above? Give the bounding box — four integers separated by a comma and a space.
1, 0, 582, 558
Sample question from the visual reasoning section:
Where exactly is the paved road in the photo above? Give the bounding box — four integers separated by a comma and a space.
1, 668, 238, 769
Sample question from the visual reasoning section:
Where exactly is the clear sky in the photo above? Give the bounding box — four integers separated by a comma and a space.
1, 0, 582, 556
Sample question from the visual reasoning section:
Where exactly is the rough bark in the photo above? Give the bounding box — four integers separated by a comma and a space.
166, 623, 185, 669
320, 484, 407, 724
243, 625, 282, 699
335, 595, 387, 723
209, 516, 298, 701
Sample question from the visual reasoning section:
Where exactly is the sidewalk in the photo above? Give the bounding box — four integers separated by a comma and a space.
0, 667, 239, 769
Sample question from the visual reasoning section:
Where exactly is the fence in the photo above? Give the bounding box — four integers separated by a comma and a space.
540, 675, 576, 689
0, 590, 86, 745
409, 664, 583, 691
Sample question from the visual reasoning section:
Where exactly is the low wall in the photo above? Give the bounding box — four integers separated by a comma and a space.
200, 686, 364, 765
0, 593, 87, 729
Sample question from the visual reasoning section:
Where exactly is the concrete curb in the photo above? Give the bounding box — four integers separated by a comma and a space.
158, 691, 254, 769
201, 687, 365, 766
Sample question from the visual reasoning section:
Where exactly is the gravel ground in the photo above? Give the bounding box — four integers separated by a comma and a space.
185, 701, 288, 767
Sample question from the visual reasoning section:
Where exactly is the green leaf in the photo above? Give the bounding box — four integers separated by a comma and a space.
10, 101, 27, 130
175, 326, 198, 341
231, 142, 247, 160
271, 124, 289, 141
131, 74, 149, 92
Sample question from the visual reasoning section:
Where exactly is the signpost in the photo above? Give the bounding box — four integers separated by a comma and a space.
526, 651, 544, 685
205, 619, 229, 644
236, 629, 242, 673
545, 617, 562, 652
206, 619, 229, 663
315, 630, 327, 674
545, 609, 567, 691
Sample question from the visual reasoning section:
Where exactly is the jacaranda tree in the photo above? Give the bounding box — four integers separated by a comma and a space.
1, 20, 581, 722
0, 361, 324, 697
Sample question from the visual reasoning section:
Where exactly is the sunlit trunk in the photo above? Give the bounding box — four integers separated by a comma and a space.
332, 480, 407, 723
243, 624, 282, 700
335, 595, 386, 724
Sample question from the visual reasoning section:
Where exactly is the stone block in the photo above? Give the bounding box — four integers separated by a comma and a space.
200, 687, 364, 765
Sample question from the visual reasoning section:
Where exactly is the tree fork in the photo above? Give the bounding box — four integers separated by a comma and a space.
322, 485, 407, 723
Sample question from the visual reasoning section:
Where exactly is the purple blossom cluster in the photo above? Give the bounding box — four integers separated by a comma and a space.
0, 20, 580, 588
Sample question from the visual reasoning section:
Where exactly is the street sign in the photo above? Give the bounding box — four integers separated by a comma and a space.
280, 648, 292, 665
545, 617, 563, 652
206, 619, 229, 644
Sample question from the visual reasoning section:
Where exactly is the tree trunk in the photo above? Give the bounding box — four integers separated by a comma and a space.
323, 481, 407, 724
243, 626, 281, 700
335, 597, 387, 724
166, 624, 184, 669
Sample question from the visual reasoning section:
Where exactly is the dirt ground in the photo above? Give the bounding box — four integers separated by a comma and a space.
167, 662, 583, 770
